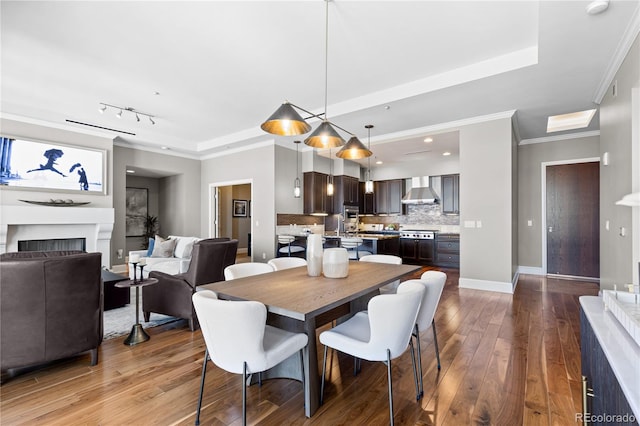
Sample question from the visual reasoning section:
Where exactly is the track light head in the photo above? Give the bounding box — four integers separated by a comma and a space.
135, 113, 140, 122
116, 109, 123, 118
149, 117, 155, 125
99, 104, 106, 114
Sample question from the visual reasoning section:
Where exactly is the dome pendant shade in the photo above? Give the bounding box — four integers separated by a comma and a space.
304, 120, 345, 148
336, 136, 372, 159
261, 102, 312, 136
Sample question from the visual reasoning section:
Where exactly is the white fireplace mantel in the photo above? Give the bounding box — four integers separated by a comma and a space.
0, 205, 115, 267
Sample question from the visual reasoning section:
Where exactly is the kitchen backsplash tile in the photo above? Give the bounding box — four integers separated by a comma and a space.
361, 204, 459, 226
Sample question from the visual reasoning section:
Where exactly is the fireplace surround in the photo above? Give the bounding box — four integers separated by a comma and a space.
0, 205, 114, 268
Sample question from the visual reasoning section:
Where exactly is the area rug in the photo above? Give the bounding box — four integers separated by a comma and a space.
103, 288, 179, 340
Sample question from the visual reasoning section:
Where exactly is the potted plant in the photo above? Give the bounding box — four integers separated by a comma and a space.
142, 215, 158, 249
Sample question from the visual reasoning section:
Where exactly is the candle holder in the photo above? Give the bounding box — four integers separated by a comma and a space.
138, 263, 146, 280
131, 262, 139, 283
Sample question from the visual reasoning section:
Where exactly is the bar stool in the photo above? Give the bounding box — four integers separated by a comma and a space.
277, 235, 305, 257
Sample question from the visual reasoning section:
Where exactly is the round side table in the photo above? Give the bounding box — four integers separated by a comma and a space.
114, 277, 158, 346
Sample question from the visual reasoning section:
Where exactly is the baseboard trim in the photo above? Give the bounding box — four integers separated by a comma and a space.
518, 266, 544, 275
546, 273, 600, 283
109, 264, 128, 274
459, 277, 515, 294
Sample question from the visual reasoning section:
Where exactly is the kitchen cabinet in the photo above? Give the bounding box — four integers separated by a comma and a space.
580, 305, 637, 425
376, 237, 400, 256
441, 174, 460, 214
303, 172, 331, 215
400, 238, 434, 264
374, 179, 404, 215
435, 234, 459, 268
334, 175, 359, 213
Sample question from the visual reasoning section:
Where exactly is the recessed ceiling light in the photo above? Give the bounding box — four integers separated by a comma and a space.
153, 91, 160, 95
384, 105, 391, 110
126, 169, 135, 174
586, 0, 609, 15
442, 152, 451, 156
161, 146, 169, 150
423, 137, 433, 143
547, 109, 597, 133
376, 160, 383, 165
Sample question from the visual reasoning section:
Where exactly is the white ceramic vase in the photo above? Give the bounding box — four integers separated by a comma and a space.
306, 234, 323, 277
322, 248, 349, 278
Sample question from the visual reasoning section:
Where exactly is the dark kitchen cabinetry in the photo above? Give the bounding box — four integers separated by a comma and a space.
376, 237, 400, 256
435, 234, 459, 268
374, 179, 404, 215
304, 172, 331, 215
334, 175, 359, 212
441, 174, 460, 214
400, 238, 434, 264
580, 306, 637, 425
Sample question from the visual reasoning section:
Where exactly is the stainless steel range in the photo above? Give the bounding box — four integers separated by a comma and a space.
400, 230, 435, 240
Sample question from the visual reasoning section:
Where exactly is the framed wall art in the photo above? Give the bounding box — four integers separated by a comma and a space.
233, 199, 247, 217
0, 136, 106, 194
126, 187, 148, 237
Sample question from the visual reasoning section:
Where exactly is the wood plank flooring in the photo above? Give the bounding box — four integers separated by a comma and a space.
0, 269, 599, 425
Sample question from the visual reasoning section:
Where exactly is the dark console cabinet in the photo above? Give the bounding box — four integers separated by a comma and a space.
435, 234, 460, 268
400, 238, 434, 264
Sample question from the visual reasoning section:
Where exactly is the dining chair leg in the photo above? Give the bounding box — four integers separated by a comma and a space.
320, 345, 328, 405
414, 324, 424, 399
195, 349, 208, 426
242, 362, 248, 426
432, 320, 441, 370
409, 340, 420, 401
386, 349, 394, 426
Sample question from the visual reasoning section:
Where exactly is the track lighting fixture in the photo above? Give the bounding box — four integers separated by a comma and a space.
364, 125, 374, 194
98, 103, 156, 125
294, 140, 301, 198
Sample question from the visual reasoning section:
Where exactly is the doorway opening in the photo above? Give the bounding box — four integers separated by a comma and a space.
209, 180, 253, 262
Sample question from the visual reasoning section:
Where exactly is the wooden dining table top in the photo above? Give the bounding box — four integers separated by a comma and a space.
200, 261, 420, 321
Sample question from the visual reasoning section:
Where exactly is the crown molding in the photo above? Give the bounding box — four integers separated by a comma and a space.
112, 140, 200, 160
593, 3, 640, 104
200, 139, 275, 160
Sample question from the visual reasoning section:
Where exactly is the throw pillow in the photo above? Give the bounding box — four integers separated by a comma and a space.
146, 237, 155, 257
151, 235, 177, 258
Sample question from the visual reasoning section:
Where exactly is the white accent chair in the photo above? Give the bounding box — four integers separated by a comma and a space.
128, 235, 201, 279
224, 262, 274, 280
319, 281, 425, 425
412, 271, 446, 399
340, 237, 372, 260
267, 257, 307, 271
277, 235, 306, 257
358, 254, 402, 294
192, 291, 308, 426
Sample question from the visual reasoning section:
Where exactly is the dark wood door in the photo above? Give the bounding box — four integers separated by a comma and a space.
546, 162, 599, 278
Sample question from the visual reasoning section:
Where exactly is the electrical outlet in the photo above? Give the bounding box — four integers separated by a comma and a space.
262, 252, 266, 259
605, 220, 610, 231
117, 248, 123, 259
476, 220, 482, 228
527, 220, 533, 227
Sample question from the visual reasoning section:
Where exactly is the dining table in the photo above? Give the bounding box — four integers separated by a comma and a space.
200, 261, 420, 417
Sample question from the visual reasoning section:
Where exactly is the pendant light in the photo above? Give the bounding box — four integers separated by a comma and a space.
336, 134, 372, 159
261, 0, 345, 149
365, 125, 374, 194
293, 140, 301, 198
327, 148, 334, 196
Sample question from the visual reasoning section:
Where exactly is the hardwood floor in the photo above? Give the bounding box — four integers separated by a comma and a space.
0, 269, 599, 425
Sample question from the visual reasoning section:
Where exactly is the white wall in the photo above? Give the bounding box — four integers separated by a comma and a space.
275, 145, 303, 214
459, 116, 515, 293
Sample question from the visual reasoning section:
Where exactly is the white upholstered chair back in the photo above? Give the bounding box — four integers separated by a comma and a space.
224, 262, 274, 280
267, 257, 307, 271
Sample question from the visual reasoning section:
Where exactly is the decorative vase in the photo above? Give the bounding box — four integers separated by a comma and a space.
323, 248, 349, 278
306, 234, 323, 277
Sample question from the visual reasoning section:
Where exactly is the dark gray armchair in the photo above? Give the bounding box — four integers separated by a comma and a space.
143, 238, 238, 331
0, 250, 103, 376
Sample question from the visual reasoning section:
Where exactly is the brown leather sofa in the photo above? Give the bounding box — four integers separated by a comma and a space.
0, 250, 103, 376
143, 238, 238, 331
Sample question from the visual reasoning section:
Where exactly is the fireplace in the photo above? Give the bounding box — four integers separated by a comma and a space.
0, 205, 114, 267
18, 237, 86, 252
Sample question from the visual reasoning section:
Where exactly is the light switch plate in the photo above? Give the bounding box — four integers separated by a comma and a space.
527, 220, 533, 227
476, 220, 482, 228
464, 220, 476, 228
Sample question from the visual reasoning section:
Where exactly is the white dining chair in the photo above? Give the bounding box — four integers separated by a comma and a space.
277, 235, 306, 257
267, 257, 307, 271
340, 237, 372, 260
412, 271, 446, 399
224, 262, 274, 280
358, 254, 402, 294
319, 281, 425, 425
192, 290, 308, 426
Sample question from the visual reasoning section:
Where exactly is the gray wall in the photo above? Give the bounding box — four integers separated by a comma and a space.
459, 116, 515, 290
201, 144, 276, 262
275, 144, 303, 214
599, 34, 639, 290
233, 184, 251, 249
517, 135, 600, 270
113, 146, 201, 267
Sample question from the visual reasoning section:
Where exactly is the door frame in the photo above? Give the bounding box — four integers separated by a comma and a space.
541, 157, 600, 276
208, 179, 253, 258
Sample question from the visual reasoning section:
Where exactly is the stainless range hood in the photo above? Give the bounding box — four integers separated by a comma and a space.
401, 176, 439, 204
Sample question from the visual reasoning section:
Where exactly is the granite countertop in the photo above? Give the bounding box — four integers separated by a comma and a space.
324, 234, 399, 240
